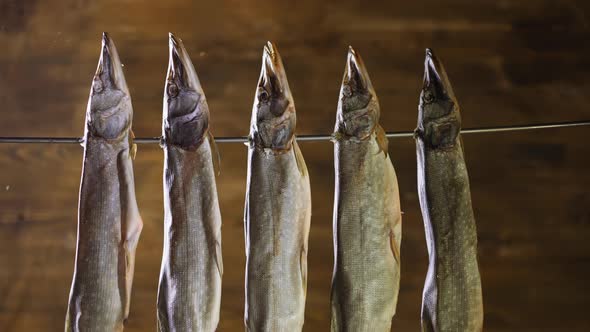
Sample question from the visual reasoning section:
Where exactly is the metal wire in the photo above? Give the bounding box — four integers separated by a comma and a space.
0, 120, 587, 144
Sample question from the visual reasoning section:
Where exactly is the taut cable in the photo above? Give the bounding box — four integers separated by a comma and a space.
0, 120, 588, 144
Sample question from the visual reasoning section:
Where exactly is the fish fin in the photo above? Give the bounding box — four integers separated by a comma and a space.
300, 246, 308, 297
124, 244, 133, 317
156, 280, 169, 332
117, 151, 143, 321
207, 131, 221, 176
122, 222, 142, 319
243, 187, 250, 255
128, 129, 137, 160
375, 124, 389, 157
215, 239, 224, 276
389, 228, 401, 265
117, 240, 133, 320
293, 139, 308, 177
157, 304, 170, 332
244, 195, 249, 226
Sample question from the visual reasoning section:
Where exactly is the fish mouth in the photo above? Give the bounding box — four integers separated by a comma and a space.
417, 48, 460, 140
165, 33, 208, 124
259, 41, 292, 101
250, 42, 297, 150
419, 48, 458, 121
338, 46, 376, 115
168, 32, 203, 94
342, 46, 373, 94
423, 48, 455, 100
95, 32, 128, 94
336, 46, 379, 138
86, 33, 132, 140
163, 33, 210, 148
263, 41, 276, 59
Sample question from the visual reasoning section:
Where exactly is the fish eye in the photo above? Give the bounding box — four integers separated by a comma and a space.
423, 90, 435, 103
167, 82, 179, 98
342, 85, 352, 98
258, 89, 270, 103
92, 79, 103, 93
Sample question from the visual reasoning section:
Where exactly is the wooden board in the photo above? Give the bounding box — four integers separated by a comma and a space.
0, 0, 589, 330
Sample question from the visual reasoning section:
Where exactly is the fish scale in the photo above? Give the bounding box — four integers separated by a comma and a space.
158, 141, 222, 332
330, 47, 402, 332
416, 48, 483, 332
245, 146, 310, 331
244, 41, 311, 332
157, 33, 222, 332
332, 134, 401, 331
65, 33, 143, 332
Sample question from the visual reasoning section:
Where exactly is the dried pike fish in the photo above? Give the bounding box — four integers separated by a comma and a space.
244, 42, 311, 332
65, 33, 143, 332
156, 33, 223, 332
330, 47, 402, 332
415, 49, 483, 332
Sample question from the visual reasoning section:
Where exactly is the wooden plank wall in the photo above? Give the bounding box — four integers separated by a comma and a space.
0, 0, 589, 330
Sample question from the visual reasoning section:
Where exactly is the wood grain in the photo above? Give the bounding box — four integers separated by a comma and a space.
1, 0, 589, 331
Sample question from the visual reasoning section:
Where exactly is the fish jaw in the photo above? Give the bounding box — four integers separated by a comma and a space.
163, 33, 210, 150
86, 32, 132, 141
334, 46, 379, 141
250, 41, 296, 152
416, 48, 461, 149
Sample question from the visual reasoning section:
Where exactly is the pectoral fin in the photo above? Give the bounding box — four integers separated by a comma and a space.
129, 130, 137, 160
207, 131, 221, 176
123, 243, 134, 317
300, 246, 308, 297
293, 139, 308, 177
157, 307, 169, 332
215, 240, 224, 277
389, 229, 401, 265
375, 124, 389, 157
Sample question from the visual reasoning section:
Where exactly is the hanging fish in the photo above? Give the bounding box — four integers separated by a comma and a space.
415, 48, 483, 332
156, 33, 223, 332
65, 33, 143, 332
330, 47, 402, 332
244, 41, 311, 332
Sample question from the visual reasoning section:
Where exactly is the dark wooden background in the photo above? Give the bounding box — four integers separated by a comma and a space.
1, 0, 589, 331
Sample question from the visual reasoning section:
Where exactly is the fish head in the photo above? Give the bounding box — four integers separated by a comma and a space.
163, 33, 209, 148
87, 33, 132, 140
417, 48, 461, 148
250, 42, 296, 151
336, 47, 379, 140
